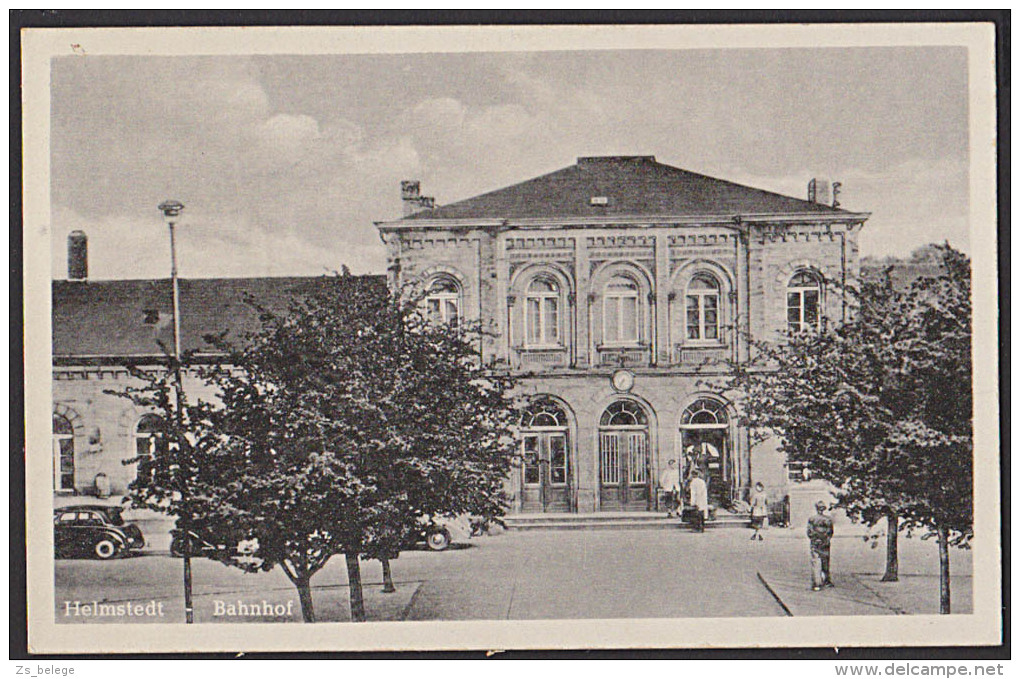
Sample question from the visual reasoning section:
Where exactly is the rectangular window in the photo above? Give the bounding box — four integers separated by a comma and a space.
804, 290, 819, 327
445, 299, 459, 327
54, 437, 74, 491
620, 296, 638, 341
549, 435, 567, 485
704, 295, 719, 340
787, 292, 801, 331
543, 298, 559, 344
523, 436, 540, 485
628, 433, 648, 484
527, 298, 542, 345
686, 295, 701, 340
599, 433, 620, 485
605, 299, 620, 343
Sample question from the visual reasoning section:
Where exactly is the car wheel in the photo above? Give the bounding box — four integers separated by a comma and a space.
93, 538, 119, 560
425, 529, 451, 552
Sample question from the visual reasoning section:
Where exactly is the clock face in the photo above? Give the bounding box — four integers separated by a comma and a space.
611, 369, 635, 392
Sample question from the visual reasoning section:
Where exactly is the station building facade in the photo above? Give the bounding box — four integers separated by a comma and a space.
49, 155, 868, 518
376, 156, 869, 514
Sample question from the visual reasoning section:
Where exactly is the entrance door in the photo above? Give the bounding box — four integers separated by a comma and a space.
598, 400, 651, 511
680, 398, 732, 508
681, 430, 729, 507
521, 433, 570, 512
519, 398, 572, 513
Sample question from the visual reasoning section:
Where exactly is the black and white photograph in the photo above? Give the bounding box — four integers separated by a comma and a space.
20, 21, 1001, 653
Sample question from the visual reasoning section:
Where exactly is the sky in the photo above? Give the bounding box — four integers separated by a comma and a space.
49, 47, 969, 280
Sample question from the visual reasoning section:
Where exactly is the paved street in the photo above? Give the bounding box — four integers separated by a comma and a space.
54, 524, 972, 624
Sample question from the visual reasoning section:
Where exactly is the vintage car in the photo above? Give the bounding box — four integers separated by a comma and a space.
169, 528, 258, 559
53, 505, 145, 559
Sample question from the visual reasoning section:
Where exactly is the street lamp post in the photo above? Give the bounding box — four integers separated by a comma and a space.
157, 200, 194, 624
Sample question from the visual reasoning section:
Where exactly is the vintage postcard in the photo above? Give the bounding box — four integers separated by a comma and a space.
21, 22, 1001, 653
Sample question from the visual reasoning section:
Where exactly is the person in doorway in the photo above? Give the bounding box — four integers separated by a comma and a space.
659, 459, 682, 518
688, 469, 709, 533
807, 500, 835, 590
749, 481, 768, 541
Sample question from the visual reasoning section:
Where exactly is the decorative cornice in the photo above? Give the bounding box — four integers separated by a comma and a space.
376, 212, 870, 233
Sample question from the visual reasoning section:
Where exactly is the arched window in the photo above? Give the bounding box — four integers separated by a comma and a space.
787, 270, 821, 333
524, 278, 560, 347
520, 399, 569, 429
53, 414, 75, 491
685, 273, 721, 342
599, 400, 649, 427
603, 275, 640, 345
681, 398, 729, 427
425, 277, 460, 326
135, 414, 167, 484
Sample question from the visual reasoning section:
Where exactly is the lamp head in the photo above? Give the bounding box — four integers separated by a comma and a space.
158, 200, 185, 219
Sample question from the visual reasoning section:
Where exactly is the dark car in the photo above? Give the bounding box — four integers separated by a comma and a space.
53, 505, 145, 560
419, 523, 453, 551
169, 529, 258, 559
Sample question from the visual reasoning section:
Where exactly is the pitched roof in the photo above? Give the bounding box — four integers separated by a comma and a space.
52, 276, 385, 359
405, 156, 851, 221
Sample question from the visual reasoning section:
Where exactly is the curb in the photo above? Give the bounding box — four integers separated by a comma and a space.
756, 571, 793, 617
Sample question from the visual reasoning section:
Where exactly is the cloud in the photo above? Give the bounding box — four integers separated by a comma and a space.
49, 51, 970, 280
257, 114, 321, 157
51, 205, 386, 280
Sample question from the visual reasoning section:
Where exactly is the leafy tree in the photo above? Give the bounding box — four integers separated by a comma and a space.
117, 272, 518, 622
725, 245, 972, 612
882, 246, 972, 613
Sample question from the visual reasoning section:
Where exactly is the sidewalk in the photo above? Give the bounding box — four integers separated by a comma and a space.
754, 527, 973, 616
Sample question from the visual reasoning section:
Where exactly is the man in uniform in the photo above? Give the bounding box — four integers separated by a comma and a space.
807, 500, 835, 590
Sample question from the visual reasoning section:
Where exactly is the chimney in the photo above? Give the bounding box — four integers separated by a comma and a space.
68, 230, 87, 280
400, 180, 436, 216
401, 180, 421, 217
807, 178, 830, 205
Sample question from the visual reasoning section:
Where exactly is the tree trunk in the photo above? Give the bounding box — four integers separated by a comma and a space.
381, 558, 396, 593
294, 575, 316, 623
937, 526, 951, 614
345, 552, 367, 622
881, 510, 899, 582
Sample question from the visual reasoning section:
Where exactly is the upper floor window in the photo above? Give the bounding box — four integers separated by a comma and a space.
425, 277, 460, 326
53, 414, 74, 491
603, 276, 640, 345
787, 271, 821, 333
685, 274, 721, 342
525, 278, 560, 347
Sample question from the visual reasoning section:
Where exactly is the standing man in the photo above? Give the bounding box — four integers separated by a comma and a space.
659, 459, 682, 518
807, 500, 835, 590
689, 469, 709, 533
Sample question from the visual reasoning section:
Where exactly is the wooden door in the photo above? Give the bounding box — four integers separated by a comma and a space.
599, 429, 650, 511
521, 433, 570, 513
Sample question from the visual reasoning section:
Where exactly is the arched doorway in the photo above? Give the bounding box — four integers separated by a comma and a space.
598, 400, 651, 511
680, 398, 731, 508
520, 398, 571, 513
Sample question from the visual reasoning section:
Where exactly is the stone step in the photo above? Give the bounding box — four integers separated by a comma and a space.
503, 513, 752, 531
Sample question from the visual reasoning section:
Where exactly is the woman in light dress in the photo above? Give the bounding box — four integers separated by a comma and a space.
749, 481, 768, 541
